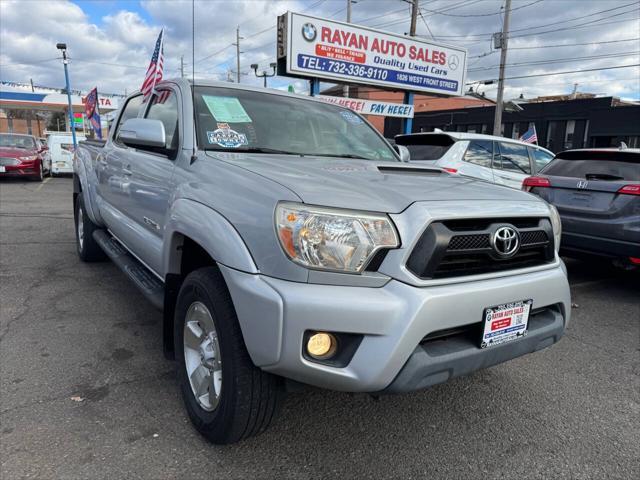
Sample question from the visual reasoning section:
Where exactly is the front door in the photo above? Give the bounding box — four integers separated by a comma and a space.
115, 88, 180, 274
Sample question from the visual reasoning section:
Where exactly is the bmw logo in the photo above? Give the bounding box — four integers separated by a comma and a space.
301, 23, 317, 42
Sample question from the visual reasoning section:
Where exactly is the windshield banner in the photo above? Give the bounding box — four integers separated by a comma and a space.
317, 95, 413, 118
279, 12, 467, 96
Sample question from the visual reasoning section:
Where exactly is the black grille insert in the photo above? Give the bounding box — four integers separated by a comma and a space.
407, 217, 555, 279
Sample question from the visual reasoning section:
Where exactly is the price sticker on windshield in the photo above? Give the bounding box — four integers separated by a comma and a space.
202, 95, 252, 123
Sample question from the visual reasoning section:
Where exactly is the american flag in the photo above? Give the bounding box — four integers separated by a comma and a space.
141, 29, 164, 102
519, 125, 538, 144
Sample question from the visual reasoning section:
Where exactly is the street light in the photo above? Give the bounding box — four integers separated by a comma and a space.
250, 62, 277, 88
56, 42, 77, 149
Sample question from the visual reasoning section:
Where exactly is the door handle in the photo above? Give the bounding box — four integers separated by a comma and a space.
123, 165, 133, 176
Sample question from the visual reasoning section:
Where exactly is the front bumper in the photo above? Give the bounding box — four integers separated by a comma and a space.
0, 165, 39, 177
52, 162, 73, 174
220, 261, 570, 393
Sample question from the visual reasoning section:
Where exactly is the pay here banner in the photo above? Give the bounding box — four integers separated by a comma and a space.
283, 12, 468, 96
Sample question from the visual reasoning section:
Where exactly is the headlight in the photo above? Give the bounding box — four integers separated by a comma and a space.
18, 155, 38, 161
548, 204, 562, 252
275, 202, 399, 273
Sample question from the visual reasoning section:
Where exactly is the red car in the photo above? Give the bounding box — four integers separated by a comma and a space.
0, 133, 51, 181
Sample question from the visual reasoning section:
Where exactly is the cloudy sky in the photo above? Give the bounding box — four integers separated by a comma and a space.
1, 0, 638, 100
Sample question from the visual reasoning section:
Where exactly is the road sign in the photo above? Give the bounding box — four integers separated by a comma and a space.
277, 11, 468, 96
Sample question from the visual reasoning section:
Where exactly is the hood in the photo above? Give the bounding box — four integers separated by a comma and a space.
207, 153, 540, 213
0, 147, 37, 158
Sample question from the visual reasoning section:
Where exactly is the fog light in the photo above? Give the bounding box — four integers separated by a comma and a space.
306, 332, 336, 359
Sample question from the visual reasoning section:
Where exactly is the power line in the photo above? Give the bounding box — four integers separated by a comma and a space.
417, 4, 640, 40
508, 37, 640, 50
0, 58, 59, 67
469, 64, 640, 84
420, 0, 543, 18
468, 51, 640, 72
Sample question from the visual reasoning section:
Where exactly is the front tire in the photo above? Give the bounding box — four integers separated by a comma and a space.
33, 162, 43, 182
74, 195, 107, 262
175, 267, 283, 444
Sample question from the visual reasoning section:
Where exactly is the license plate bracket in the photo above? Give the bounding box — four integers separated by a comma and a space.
480, 299, 532, 349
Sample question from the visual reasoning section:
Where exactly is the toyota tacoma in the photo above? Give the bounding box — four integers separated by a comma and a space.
73, 79, 570, 444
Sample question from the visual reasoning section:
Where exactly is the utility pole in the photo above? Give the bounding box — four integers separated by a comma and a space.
180, 55, 184, 78
493, 0, 512, 136
234, 26, 243, 83
56, 43, 77, 149
343, 0, 353, 97
409, 0, 419, 36
402, 0, 419, 135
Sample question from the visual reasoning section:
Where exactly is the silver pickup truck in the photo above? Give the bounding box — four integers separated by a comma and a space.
74, 79, 570, 444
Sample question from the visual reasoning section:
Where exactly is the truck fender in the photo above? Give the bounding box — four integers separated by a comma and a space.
163, 198, 258, 275
73, 148, 103, 226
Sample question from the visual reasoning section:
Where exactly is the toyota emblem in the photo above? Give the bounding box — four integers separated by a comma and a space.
491, 225, 520, 258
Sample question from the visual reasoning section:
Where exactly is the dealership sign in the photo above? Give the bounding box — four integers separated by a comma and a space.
317, 95, 413, 118
277, 12, 467, 96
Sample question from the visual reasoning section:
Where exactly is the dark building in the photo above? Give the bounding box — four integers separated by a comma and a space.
385, 96, 640, 152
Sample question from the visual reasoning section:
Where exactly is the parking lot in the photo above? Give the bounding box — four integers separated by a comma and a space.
0, 176, 638, 479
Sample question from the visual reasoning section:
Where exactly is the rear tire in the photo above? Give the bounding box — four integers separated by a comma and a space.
74, 195, 107, 262
175, 267, 283, 444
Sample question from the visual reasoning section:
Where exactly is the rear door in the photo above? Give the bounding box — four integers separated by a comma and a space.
529, 146, 554, 174
493, 141, 533, 188
535, 150, 640, 243
459, 139, 495, 182
98, 94, 144, 222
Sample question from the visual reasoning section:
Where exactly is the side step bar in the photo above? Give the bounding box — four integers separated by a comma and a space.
93, 230, 164, 310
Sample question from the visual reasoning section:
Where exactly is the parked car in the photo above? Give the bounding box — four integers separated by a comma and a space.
48, 133, 86, 176
523, 148, 640, 267
395, 131, 555, 189
0, 133, 50, 181
74, 79, 570, 444
36, 138, 52, 175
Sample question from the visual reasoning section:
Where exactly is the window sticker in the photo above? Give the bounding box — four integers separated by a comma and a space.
202, 95, 252, 123
340, 110, 363, 125
207, 125, 248, 148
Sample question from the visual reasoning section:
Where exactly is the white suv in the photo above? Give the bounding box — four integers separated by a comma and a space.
396, 131, 555, 189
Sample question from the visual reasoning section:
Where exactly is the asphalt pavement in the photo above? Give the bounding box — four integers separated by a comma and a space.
1, 177, 638, 479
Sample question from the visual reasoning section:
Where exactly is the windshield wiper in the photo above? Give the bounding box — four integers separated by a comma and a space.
585, 173, 624, 181
310, 153, 370, 160
204, 147, 304, 155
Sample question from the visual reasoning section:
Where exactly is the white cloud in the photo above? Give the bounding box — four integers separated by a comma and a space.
0, 0, 638, 99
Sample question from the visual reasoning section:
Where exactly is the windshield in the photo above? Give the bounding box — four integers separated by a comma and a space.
0, 134, 36, 150
541, 151, 639, 181
194, 86, 397, 161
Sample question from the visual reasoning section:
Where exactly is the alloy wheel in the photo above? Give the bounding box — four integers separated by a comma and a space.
183, 301, 222, 411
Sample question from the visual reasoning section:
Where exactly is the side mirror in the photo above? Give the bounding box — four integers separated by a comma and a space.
118, 118, 166, 149
39, 145, 49, 152
397, 145, 411, 163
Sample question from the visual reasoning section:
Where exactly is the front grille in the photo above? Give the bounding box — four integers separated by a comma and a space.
448, 234, 491, 251
406, 217, 555, 280
0, 157, 20, 166
521, 230, 548, 245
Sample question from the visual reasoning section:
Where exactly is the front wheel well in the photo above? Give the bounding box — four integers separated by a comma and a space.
163, 234, 220, 359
